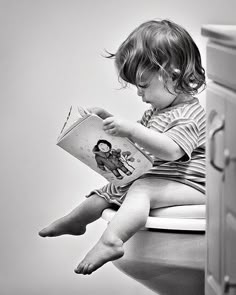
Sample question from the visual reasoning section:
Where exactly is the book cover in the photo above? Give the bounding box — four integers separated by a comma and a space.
57, 107, 153, 186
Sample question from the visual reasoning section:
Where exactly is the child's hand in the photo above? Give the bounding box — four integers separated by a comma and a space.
103, 117, 135, 137
87, 107, 113, 120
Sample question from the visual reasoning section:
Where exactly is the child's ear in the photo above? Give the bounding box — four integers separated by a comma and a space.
171, 68, 180, 81
173, 68, 180, 74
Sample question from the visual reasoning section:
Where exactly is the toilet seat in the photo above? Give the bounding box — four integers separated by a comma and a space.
102, 205, 206, 232
150, 204, 205, 219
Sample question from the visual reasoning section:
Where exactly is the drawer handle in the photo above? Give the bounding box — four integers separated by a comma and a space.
224, 276, 236, 293
209, 118, 225, 172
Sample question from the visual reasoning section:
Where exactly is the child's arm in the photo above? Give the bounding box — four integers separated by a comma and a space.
103, 117, 185, 161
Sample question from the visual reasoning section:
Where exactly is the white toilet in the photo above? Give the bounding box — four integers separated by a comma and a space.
102, 205, 206, 295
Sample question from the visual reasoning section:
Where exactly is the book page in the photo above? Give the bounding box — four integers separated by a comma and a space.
57, 114, 153, 185
58, 106, 90, 140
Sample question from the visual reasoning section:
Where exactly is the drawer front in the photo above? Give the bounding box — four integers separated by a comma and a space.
207, 42, 236, 91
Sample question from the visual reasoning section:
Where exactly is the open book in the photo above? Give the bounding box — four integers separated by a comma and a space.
57, 107, 153, 186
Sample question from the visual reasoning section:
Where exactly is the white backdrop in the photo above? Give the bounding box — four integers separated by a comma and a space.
1, 1, 235, 294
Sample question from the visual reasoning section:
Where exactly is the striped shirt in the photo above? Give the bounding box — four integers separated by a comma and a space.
88, 98, 206, 205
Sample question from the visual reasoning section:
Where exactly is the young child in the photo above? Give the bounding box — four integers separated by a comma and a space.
39, 19, 206, 275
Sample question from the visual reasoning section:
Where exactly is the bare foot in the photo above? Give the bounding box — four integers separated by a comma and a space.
38, 215, 86, 237
74, 236, 124, 275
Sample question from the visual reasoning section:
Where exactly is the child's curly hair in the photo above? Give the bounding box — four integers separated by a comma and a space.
108, 19, 206, 95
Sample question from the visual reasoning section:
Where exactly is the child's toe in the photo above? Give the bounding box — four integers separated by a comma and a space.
82, 263, 90, 275
87, 264, 94, 275
38, 229, 49, 237
74, 263, 83, 274
39, 227, 56, 237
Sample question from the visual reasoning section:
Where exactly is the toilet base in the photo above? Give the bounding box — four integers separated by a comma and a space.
113, 259, 204, 295
112, 229, 205, 295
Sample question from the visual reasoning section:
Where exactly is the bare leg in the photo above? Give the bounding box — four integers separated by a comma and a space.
75, 178, 205, 275
38, 194, 112, 237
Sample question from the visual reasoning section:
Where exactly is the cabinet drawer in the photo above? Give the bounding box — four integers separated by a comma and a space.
207, 42, 236, 91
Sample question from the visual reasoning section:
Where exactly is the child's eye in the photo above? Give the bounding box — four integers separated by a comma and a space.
137, 83, 149, 89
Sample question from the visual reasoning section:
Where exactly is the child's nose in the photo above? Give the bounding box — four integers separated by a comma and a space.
137, 87, 144, 97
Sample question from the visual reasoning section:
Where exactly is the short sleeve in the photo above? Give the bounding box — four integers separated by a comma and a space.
164, 117, 200, 161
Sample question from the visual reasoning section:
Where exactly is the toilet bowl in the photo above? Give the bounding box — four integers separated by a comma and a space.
102, 205, 206, 295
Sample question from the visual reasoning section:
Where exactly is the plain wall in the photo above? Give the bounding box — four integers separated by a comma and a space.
1, 1, 235, 294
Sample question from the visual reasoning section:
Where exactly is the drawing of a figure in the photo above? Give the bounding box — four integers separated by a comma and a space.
93, 139, 133, 180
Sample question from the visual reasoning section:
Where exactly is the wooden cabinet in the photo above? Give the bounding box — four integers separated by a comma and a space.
202, 25, 236, 295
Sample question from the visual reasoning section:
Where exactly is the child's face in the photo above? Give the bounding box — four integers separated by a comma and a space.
137, 73, 178, 110
98, 143, 110, 152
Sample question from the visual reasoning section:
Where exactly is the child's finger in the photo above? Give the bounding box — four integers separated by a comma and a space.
103, 121, 115, 131
103, 122, 114, 130
105, 127, 117, 135
103, 124, 113, 131
103, 117, 115, 125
